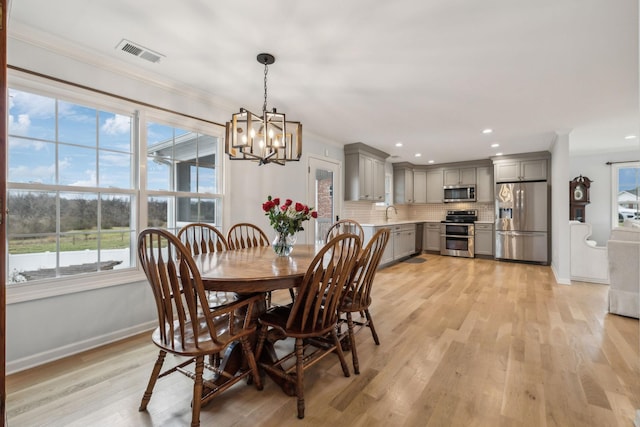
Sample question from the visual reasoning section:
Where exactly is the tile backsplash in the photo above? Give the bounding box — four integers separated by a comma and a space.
343, 201, 495, 223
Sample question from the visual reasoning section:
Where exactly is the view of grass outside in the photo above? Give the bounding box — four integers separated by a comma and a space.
8, 228, 133, 254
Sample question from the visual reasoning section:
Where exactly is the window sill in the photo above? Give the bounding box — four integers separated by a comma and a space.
7, 268, 147, 304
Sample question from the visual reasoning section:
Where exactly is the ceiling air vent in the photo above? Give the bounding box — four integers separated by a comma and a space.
115, 39, 164, 64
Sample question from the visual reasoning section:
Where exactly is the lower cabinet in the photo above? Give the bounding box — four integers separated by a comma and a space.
424, 222, 441, 252
363, 223, 416, 266
393, 224, 416, 259
474, 223, 494, 256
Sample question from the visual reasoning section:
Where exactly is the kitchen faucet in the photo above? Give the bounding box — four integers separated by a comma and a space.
385, 205, 398, 221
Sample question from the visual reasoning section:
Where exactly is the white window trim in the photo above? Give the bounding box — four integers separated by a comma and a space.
611, 161, 640, 228
7, 268, 147, 304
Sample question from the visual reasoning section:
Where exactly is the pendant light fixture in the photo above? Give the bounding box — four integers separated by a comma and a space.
225, 53, 302, 165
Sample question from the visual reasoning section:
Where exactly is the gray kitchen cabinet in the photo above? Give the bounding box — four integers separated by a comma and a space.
393, 163, 415, 204
413, 170, 427, 203
443, 167, 476, 186
493, 156, 548, 183
363, 222, 416, 265
344, 143, 389, 201
424, 222, 441, 251
393, 223, 416, 259
426, 169, 444, 203
474, 223, 494, 256
475, 166, 494, 202
363, 225, 394, 265
380, 231, 395, 265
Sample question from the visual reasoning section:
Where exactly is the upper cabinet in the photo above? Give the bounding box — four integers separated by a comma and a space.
492, 152, 550, 183
392, 160, 492, 204
443, 167, 476, 186
475, 166, 494, 202
393, 163, 415, 204
344, 143, 389, 201
413, 170, 427, 204
425, 169, 444, 203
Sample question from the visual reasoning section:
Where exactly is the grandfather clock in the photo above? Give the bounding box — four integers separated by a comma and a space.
569, 175, 592, 222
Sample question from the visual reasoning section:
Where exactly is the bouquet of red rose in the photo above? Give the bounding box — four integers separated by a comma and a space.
262, 195, 318, 235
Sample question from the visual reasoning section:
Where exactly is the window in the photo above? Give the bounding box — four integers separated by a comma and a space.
8, 88, 136, 284
612, 162, 640, 226
6, 80, 223, 292
145, 119, 222, 234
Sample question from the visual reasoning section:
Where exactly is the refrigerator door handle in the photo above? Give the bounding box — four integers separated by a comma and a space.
519, 188, 524, 210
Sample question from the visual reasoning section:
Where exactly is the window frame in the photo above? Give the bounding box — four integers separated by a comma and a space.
141, 109, 225, 233
611, 161, 640, 229
6, 71, 225, 304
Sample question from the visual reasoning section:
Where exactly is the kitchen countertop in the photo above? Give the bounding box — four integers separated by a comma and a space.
359, 220, 426, 227
360, 219, 495, 226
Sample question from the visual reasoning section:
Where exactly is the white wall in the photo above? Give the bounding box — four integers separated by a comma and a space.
569, 150, 639, 245
551, 133, 571, 284
225, 136, 344, 244
6, 280, 156, 373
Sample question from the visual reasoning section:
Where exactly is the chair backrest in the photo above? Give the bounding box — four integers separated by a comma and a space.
286, 233, 361, 335
341, 228, 390, 312
138, 228, 219, 350
178, 223, 228, 256
325, 219, 364, 244
227, 223, 270, 250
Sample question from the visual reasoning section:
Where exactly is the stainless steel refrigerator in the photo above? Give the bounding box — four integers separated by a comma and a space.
495, 181, 549, 264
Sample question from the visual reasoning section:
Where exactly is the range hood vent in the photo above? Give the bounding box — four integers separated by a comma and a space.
116, 39, 164, 63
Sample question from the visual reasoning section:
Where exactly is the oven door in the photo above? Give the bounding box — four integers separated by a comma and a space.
440, 223, 475, 258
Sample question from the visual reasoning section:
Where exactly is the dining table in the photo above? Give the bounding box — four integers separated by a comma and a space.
193, 244, 318, 294
191, 243, 320, 395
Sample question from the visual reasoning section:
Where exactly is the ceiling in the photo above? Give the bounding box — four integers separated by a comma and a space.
7, 0, 639, 165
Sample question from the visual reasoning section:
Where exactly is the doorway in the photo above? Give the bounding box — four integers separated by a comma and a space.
307, 156, 341, 245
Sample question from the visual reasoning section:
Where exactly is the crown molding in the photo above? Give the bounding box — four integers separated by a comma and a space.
8, 22, 237, 114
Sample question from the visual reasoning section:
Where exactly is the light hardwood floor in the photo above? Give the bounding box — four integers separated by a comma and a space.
6, 254, 639, 426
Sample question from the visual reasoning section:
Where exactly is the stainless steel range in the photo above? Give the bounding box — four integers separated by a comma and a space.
440, 210, 477, 258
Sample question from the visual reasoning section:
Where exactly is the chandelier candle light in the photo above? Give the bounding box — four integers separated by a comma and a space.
225, 53, 302, 165
262, 196, 317, 256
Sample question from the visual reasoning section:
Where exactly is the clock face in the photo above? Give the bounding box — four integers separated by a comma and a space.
573, 184, 585, 201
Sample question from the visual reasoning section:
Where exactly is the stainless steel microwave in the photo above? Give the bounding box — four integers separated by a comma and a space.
443, 185, 476, 203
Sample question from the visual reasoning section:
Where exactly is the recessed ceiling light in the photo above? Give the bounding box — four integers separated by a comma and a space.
482, 129, 493, 134
495, 152, 503, 156
491, 143, 500, 148
395, 142, 403, 147
428, 160, 435, 164
415, 153, 422, 157
624, 135, 637, 140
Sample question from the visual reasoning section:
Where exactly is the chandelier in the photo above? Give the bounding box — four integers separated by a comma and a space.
225, 53, 302, 165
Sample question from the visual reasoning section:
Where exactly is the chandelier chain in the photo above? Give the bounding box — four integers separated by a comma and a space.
263, 62, 269, 114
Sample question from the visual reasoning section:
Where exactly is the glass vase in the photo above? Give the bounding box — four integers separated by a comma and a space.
272, 232, 297, 257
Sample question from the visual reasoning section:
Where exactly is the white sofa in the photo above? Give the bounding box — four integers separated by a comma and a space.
570, 221, 609, 284
607, 224, 640, 318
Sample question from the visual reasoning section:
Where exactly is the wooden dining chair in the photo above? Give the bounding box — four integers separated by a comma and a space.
226, 222, 270, 250
137, 228, 263, 427
325, 219, 364, 244
338, 228, 390, 374
254, 233, 362, 419
227, 222, 293, 307
178, 223, 236, 309
178, 222, 229, 255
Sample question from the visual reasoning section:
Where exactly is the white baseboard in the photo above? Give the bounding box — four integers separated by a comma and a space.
7, 321, 156, 375
634, 409, 640, 427
551, 264, 571, 285
569, 275, 609, 285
